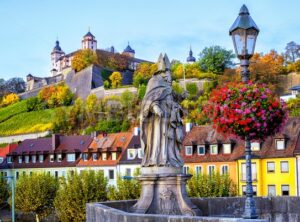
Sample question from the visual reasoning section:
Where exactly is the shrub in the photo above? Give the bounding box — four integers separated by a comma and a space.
54, 170, 107, 222
0, 177, 9, 206
1, 93, 19, 107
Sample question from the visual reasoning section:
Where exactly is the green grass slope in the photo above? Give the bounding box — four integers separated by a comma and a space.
0, 100, 27, 123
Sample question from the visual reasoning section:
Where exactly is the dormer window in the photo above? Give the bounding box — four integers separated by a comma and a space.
185, 146, 193, 156
197, 145, 205, 155
39, 155, 44, 163
49, 154, 55, 162
276, 139, 285, 150
111, 152, 117, 160
57, 154, 62, 162
0, 157, 4, 164
18, 156, 22, 164
83, 153, 89, 161
128, 149, 137, 160
137, 148, 144, 159
210, 145, 218, 155
25, 156, 29, 163
223, 144, 231, 154
251, 142, 260, 151
67, 153, 75, 162
7, 156, 12, 164
32, 155, 36, 163
102, 153, 107, 161
92, 153, 98, 161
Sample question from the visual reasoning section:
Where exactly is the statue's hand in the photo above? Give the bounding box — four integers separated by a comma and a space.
153, 105, 163, 117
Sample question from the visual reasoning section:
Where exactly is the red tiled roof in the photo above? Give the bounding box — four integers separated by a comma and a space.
183, 117, 300, 163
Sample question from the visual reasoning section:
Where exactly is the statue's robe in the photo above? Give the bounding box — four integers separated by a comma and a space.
140, 74, 184, 167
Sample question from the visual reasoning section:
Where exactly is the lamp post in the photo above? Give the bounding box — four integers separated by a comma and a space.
229, 5, 259, 219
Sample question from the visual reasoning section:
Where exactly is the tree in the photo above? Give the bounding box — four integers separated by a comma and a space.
71, 49, 97, 72
249, 50, 285, 85
133, 62, 157, 87
199, 46, 235, 74
85, 94, 99, 126
186, 83, 198, 99
53, 107, 69, 133
68, 98, 86, 131
109, 71, 122, 88
4, 78, 25, 94
15, 173, 58, 222
0, 177, 9, 206
120, 90, 135, 110
137, 84, 147, 100
96, 50, 129, 71
54, 170, 108, 222
1, 93, 19, 107
284, 41, 300, 63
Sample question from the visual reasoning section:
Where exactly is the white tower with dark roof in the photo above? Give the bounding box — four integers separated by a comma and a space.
51, 40, 65, 75
82, 29, 97, 51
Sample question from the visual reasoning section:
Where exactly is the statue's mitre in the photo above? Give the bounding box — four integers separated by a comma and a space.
157, 53, 171, 72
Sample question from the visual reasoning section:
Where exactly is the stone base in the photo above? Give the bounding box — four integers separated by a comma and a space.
131, 169, 202, 216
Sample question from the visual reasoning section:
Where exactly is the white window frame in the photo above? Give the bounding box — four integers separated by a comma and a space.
185, 146, 193, 156
83, 153, 89, 161
0, 157, 4, 164
241, 162, 257, 181
223, 144, 231, 154
195, 165, 202, 176
281, 161, 289, 173
267, 162, 275, 173
49, 154, 55, 162
57, 154, 62, 162
109, 169, 114, 180
281, 185, 290, 196
67, 153, 76, 162
268, 185, 276, 196
111, 152, 117, 161
102, 152, 107, 161
197, 145, 205, 155
221, 165, 229, 175
276, 139, 285, 150
243, 185, 257, 196
39, 155, 44, 163
127, 149, 136, 160
25, 155, 29, 163
18, 156, 22, 164
7, 156, 12, 164
137, 148, 144, 159
208, 165, 215, 175
92, 153, 98, 161
210, 145, 218, 155
31, 155, 36, 163
183, 166, 190, 174
251, 142, 260, 151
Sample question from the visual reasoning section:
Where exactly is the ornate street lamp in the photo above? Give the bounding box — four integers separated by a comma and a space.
229, 5, 259, 219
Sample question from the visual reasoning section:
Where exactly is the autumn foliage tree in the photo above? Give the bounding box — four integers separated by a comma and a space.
96, 50, 129, 71
249, 50, 285, 85
133, 62, 157, 87
109, 71, 122, 88
72, 49, 97, 72
0, 93, 19, 107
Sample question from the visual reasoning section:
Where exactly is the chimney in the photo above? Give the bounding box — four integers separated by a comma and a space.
185, 123, 193, 133
134, 127, 140, 136
52, 134, 60, 150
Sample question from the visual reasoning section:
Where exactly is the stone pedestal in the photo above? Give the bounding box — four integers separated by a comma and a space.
131, 167, 202, 216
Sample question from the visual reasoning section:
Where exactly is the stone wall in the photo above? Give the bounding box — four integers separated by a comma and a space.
87, 197, 300, 222
0, 131, 50, 143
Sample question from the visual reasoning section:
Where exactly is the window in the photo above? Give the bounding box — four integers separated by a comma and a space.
242, 185, 257, 196
39, 155, 44, 163
111, 152, 117, 161
281, 185, 290, 196
138, 148, 144, 159
127, 149, 136, 159
281, 161, 289, 173
268, 185, 276, 196
267, 162, 275, 173
221, 165, 229, 175
57, 154, 62, 162
16, 172, 19, 180
251, 142, 260, 151
183, 166, 190, 174
241, 163, 257, 181
92, 153, 98, 161
18, 156, 22, 164
185, 146, 193, 156
32, 155, 36, 163
125, 168, 131, 176
0, 157, 3, 164
223, 144, 231, 154
195, 166, 202, 176
276, 139, 285, 150
102, 153, 107, 161
67, 154, 75, 162
7, 156, 12, 163
55, 171, 58, 179
109, 170, 114, 180
49, 154, 54, 162
197, 145, 205, 155
25, 156, 29, 163
83, 153, 88, 161
210, 145, 218, 154
208, 165, 215, 175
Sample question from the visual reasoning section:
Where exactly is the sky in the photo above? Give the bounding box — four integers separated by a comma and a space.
0, 0, 299, 80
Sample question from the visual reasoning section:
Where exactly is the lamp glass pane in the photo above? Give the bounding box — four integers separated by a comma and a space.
232, 29, 246, 56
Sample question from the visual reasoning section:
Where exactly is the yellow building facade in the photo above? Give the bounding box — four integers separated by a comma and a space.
237, 157, 297, 197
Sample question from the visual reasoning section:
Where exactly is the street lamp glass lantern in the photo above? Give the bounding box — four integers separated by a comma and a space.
229, 5, 259, 60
